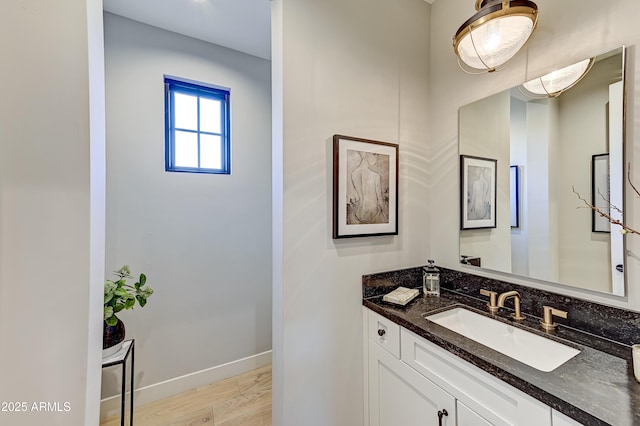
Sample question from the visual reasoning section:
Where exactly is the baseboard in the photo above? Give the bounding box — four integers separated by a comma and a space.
100, 350, 272, 420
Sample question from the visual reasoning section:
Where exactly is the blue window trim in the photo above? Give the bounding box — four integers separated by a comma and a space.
164, 76, 231, 174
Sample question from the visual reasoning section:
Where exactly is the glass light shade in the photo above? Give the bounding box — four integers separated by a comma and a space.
457, 16, 534, 71
522, 58, 593, 97
454, 1, 538, 72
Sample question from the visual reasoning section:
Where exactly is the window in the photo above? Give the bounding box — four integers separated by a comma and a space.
164, 76, 230, 174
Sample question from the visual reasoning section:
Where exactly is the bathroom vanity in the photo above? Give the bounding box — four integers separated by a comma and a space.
362, 267, 640, 426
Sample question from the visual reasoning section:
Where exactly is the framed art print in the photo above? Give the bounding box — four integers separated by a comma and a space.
332, 134, 398, 238
460, 155, 497, 230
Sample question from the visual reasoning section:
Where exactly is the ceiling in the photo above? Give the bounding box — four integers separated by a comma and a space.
103, 0, 436, 61
103, 0, 273, 60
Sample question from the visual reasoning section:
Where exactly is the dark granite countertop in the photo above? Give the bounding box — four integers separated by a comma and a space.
364, 288, 640, 426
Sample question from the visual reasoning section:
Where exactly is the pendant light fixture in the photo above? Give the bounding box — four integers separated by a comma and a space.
520, 58, 594, 98
453, 0, 539, 73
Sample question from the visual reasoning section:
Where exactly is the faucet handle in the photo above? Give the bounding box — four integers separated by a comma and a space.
480, 289, 499, 314
540, 306, 568, 331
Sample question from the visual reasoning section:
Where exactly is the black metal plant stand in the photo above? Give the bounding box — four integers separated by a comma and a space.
102, 339, 135, 426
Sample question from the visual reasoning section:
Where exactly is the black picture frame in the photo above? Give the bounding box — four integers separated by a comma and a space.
332, 134, 399, 238
510, 165, 520, 228
460, 155, 497, 230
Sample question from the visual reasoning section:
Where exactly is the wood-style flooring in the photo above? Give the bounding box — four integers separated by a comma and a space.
100, 365, 272, 426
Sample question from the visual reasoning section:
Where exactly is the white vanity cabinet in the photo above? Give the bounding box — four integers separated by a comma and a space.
364, 307, 571, 426
368, 341, 456, 426
401, 327, 551, 426
367, 309, 456, 425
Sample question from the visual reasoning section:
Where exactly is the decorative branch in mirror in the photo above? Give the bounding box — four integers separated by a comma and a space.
573, 164, 640, 236
458, 46, 626, 296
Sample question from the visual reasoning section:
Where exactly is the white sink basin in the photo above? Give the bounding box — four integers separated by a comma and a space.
425, 307, 580, 372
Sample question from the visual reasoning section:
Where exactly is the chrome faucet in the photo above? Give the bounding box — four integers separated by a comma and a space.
497, 291, 525, 321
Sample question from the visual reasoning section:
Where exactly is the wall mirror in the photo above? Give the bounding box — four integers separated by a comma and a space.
458, 46, 626, 296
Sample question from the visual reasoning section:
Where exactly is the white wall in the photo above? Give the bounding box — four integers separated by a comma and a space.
272, 0, 431, 424
547, 97, 561, 282
429, 0, 640, 308
525, 100, 558, 281
103, 13, 272, 398
557, 58, 618, 291
510, 98, 529, 276
459, 91, 512, 272
0, 1, 105, 425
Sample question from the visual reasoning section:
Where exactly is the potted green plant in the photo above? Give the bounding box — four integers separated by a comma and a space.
103, 265, 153, 357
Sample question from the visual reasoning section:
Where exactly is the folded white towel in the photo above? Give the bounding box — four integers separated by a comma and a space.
382, 287, 419, 306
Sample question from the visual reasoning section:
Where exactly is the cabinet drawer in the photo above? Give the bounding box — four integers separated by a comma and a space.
368, 309, 400, 358
458, 401, 493, 426
401, 328, 551, 426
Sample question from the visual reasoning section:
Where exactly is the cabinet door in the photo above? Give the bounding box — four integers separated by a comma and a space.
458, 401, 493, 426
552, 410, 584, 426
368, 340, 456, 426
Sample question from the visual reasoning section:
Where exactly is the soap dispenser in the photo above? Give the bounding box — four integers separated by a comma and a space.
423, 259, 440, 297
